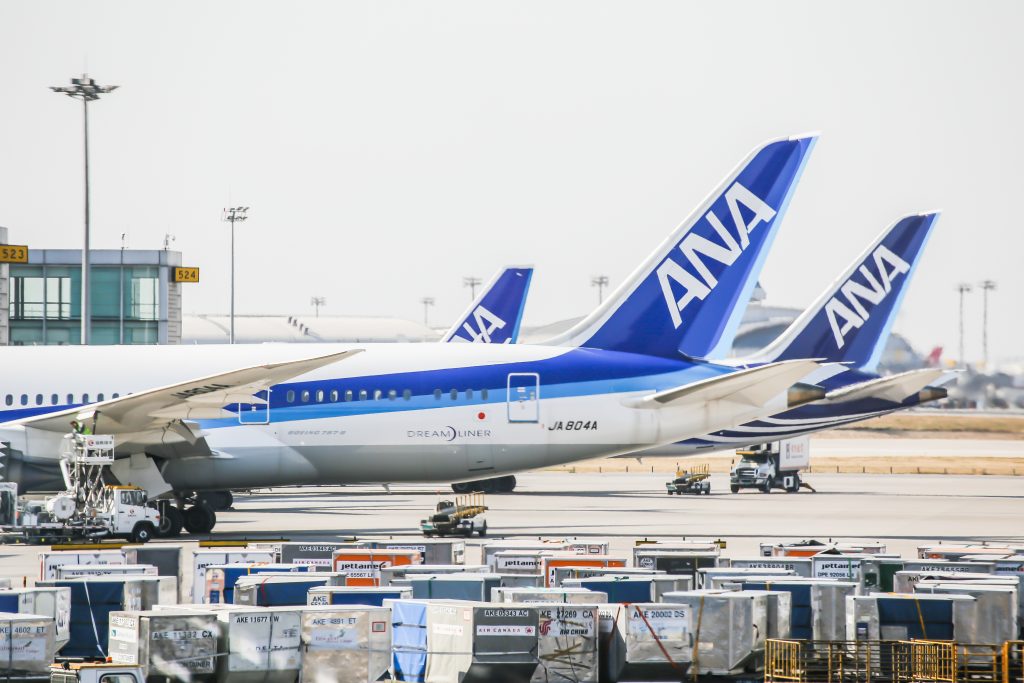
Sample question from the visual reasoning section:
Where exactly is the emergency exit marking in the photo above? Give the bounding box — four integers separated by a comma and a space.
0, 245, 28, 263
173, 267, 200, 282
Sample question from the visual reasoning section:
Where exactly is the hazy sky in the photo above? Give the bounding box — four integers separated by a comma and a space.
1, 1, 1021, 363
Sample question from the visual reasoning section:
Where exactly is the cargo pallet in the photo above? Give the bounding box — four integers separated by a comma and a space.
420, 492, 488, 537
765, 639, 1024, 683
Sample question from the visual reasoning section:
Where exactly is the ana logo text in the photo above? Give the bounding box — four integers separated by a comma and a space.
455, 305, 507, 343
825, 244, 910, 349
657, 183, 776, 329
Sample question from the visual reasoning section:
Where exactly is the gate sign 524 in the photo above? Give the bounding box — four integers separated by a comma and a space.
0, 245, 28, 263
173, 267, 200, 283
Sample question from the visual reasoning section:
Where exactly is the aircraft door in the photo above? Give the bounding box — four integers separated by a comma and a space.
506, 373, 540, 423
237, 390, 271, 425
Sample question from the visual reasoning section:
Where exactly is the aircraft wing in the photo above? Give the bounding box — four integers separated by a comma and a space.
633, 359, 824, 409
825, 368, 945, 404
6, 349, 362, 437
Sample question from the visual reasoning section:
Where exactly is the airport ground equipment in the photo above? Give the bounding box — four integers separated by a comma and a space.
665, 463, 711, 495
0, 435, 160, 545
420, 492, 488, 537
51, 663, 146, 683
730, 437, 810, 493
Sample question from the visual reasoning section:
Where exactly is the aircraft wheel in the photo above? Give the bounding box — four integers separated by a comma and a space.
451, 482, 472, 494
499, 475, 517, 493
157, 505, 184, 537
184, 504, 217, 534
199, 490, 233, 511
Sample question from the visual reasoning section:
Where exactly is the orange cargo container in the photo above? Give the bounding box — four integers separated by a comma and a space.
331, 549, 422, 586
540, 554, 627, 587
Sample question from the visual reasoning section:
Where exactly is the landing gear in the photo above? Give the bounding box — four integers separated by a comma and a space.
156, 502, 184, 538
451, 475, 516, 494
198, 490, 234, 511
183, 504, 217, 534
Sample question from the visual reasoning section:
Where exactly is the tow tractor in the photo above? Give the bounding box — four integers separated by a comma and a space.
665, 463, 711, 495
0, 433, 160, 544
51, 662, 145, 683
420, 492, 488, 537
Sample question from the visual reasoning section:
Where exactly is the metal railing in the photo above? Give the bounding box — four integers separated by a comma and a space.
765, 640, 1012, 683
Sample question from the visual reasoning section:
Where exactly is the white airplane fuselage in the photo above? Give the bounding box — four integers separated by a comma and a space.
0, 342, 796, 492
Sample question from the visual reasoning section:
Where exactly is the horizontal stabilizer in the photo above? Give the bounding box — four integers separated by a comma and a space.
634, 359, 822, 410
6, 349, 363, 435
825, 368, 945, 404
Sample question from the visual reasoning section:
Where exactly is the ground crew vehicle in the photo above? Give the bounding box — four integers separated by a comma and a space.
0, 434, 160, 544
420, 492, 488, 537
665, 463, 711, 495
729, 437, 810, 493
51, 663, 145, 683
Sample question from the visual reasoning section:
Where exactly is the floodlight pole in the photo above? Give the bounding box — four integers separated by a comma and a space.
956, 283, 972, 365
421, 297, 435, 326
463, 276, 482, 301
591, 275, 609, 304
222, 207, 249, 344
979, 280, 996, 367
311, 296, 326, 318
50, 74, 119, 345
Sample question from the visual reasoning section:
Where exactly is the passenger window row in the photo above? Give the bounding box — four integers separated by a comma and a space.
4, 393, 121, 407
283, 387, 490, 404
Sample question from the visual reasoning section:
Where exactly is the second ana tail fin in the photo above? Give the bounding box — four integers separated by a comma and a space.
441, 266, 533, 344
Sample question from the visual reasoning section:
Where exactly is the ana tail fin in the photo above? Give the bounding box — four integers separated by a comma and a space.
751, 212, 939, 371
441, 266, 533, 344
547, 134, 817, 359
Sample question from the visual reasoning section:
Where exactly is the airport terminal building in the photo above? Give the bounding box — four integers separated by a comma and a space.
1, 227, 183, 345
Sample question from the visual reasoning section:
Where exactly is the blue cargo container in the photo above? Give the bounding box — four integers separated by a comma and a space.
564, 577, 654, 603
388, 599, 429, 682
409, 574, 503, 601
37, 579, 138, 657
232, 575, 333, 606
206, 563, 310, 604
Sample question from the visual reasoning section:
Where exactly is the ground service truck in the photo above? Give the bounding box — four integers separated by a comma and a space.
729, 437, 810, 493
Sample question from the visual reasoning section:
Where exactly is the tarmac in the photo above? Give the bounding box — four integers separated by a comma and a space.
1, 467, 1022, 585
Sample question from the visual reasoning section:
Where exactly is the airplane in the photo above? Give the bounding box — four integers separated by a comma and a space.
0, 133, 820, 537
649, 210, 948, 459
440, 266, 533, 344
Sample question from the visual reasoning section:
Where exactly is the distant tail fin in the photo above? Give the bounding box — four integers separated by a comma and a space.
925, 346, 943, 368
441, 266, 533, 344
751, 212, 939, 372
547, 134, 817, 359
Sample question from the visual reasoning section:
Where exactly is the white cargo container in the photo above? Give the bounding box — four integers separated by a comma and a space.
491, 550, 552, 576
108, 610, 220, 679
381, 564, 488, 585
697, 567, 797, 589
190, 549, 276, 603
660, 590, 769, 675
528, 602, 599, 683
565, 540, 611, 556
725, 558, 813, 578
914, 582, 1018, 645
0, 586, 70, 649
57, 563, 158, 580
493, 587, 608, 604
847, 593, 978, 642
300, 605, 392, 683
368, 538, 466, 565
481, 540, 571, 570
208, 605, 303, 683
424, 602, 540, 683
0, 612, 57, 674
39, 549, 125, 580
599, 602, 693, 681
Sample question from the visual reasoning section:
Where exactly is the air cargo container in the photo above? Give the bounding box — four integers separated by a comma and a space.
0, 612, 57, 675
481, 541, 571, 570
633, 551, 720, 581
386, 599, 430, 682
917, 544, 1014, 561
743, 579, 856, 641
760, 540, 888, 557
39, 549, 125, 581
598, 602, 693, 681
914, 582, 1019, 642
659, 590, 770, 675
491, 550, 552, 576
368, 538, 466, 565
697, 567, 797, 589
38, 578, 145, 657
549, 566, 662, 588
409, 574, 504, 602
893, 570, 1006, 594
280, 542, 358, 570
565, 540, 611, 556
107, 610, 219, 680
204, 563, 311, 604
526, 602, 599, 683
563, 577, 654, 604
631, 541, 722, 561
57, 564, 158, 580
123, 545, 184, 591
725, 558, 813, 578
204, 605, 303, 683
308, 585, 411, 607
902, 559, 996, 575
424, 602, 540, 683
493, 587, 607, 604
381, 564, 489, 585
541, 555, 628, 587
232, 574, 344, 606
847, 593, 978, 642
190, 549, 276, 603
0, 586, 70, 649
332, 549, 421, 586
300, 605, 392, 683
